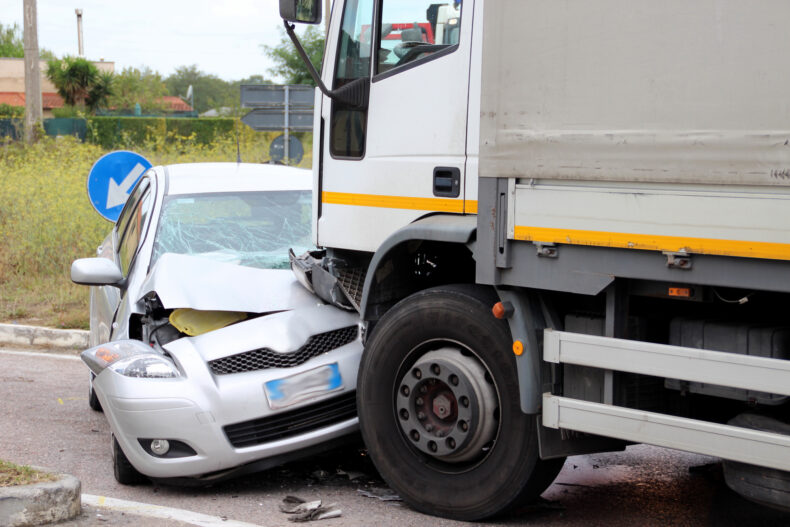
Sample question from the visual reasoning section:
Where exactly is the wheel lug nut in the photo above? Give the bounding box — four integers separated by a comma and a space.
459, 420, 468, 432
446, 437, 456, 449
428, 441, 437, 452
416, 397, 424, 406
399, 409, 409, 420
410, 430, 420, 442
460, 396, 469, 408
431, 364, 441, 375
425, 424, 434, 432
401, 385, 410, 396
449, 374, 459, 386
417, 412, 426, 420
420, 385, 428, 394
412, 368, 422, 379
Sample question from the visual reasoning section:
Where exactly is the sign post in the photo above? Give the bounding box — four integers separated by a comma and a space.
240, 84, 314, 164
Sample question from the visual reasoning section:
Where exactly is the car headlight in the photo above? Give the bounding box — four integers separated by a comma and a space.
81, 340, 181, 378
108, 354, 180, 378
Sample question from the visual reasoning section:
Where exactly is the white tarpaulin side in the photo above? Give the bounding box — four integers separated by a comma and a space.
479, 0, 790, 186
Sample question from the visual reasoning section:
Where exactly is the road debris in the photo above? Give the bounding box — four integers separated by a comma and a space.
280, 496, 342, 522
356, 487, 402, 501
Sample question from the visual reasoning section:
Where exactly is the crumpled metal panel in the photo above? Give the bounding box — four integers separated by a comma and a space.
138, 253, 320, 313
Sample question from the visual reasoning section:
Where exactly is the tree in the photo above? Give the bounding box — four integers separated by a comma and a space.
0, 22, 53, 59
0, 22, 23, 57
262, 25, 325, 85
165, 65, 238, 114
108, 67, 168, 113
45, 56, 113, 113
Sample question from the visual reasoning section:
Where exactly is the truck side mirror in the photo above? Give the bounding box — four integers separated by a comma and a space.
280, 0, 322, 24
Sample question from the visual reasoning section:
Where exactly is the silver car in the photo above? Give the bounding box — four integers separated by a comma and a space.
71, 163, 362, 484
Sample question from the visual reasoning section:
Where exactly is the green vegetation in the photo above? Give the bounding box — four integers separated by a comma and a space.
0, 22, 23, 58
263, 25, 325, 86
45, 56, 114, 113
0, 128, 312, 329
108, 67, 168, 113
0, 460, 57, 487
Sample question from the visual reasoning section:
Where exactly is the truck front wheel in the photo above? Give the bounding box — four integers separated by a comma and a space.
357, 285, 564, 520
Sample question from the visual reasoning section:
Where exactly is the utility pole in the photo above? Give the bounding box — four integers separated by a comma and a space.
75, 9, 84, 57
23, 0, 42, 144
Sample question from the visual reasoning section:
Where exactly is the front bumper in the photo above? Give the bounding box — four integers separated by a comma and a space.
91, 306, 362, 479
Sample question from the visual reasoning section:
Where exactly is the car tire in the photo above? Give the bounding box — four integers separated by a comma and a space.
357, 285, 565, 521
88, 372, 103, 412
112, 435, 146, 485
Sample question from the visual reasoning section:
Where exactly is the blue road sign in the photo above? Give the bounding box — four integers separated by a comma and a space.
87, 151, 152, 222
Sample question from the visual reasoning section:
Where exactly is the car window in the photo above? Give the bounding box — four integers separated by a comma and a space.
115, 176, 150, 240
118, 186, 153, 277
151, 190, 312, 270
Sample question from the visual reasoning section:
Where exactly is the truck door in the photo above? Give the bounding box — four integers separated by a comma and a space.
318, 0, 473, 252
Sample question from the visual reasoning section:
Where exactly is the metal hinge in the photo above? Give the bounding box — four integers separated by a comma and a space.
664, 251, 692, 270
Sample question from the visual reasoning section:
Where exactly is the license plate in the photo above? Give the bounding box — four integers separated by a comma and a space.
264, 363, 343, 410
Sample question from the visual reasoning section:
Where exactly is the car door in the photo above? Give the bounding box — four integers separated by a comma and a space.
316, 0, 473, 252
101, 175, 154, 341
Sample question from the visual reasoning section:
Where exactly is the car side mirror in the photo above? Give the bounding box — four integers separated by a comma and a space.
71, 258, 124, 288
280, 0, 321, 24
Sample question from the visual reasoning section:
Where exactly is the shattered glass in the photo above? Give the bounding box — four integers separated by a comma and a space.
151, 190, 311, 270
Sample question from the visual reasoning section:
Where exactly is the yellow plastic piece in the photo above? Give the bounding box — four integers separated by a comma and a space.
168, 309, 247, 336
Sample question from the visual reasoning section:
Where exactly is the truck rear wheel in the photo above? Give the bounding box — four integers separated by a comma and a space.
357, 285, 564, 520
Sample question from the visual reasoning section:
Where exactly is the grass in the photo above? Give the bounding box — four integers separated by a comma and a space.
0, 459, 57, 487
0, 127, 312, 329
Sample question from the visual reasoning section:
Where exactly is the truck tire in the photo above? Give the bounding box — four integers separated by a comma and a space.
357, 285, 564, 520
112, 435, 146, 485
723, 414, 790, 512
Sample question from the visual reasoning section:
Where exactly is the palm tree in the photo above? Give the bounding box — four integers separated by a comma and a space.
46, 56, 113, 112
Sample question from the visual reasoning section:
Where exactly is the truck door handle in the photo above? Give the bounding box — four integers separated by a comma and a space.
433, 167, 461, 198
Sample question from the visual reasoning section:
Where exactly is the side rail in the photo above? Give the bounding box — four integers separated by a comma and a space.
542, 329, 790, 472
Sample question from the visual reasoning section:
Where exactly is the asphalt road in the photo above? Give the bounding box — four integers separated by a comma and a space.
1, 348, 789, 527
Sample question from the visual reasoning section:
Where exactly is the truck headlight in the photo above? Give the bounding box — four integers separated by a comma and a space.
81, 340, 180, 378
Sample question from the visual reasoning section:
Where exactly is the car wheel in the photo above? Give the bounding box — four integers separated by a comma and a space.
357, 285, 565, 521
112, 435, 146, 485
88, 372, 103, 412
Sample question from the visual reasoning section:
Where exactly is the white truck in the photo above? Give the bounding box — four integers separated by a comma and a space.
280, 0, 790, 520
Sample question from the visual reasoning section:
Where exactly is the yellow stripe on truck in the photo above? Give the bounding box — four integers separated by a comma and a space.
322, 191, 478, 214
514, 225, 790, 261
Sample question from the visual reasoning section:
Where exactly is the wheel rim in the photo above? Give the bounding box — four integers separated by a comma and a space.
395, 346, 499, 464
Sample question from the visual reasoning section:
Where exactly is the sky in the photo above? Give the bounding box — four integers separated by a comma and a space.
0, 0, 294, 81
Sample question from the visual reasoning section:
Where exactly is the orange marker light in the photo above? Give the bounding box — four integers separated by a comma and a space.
96, 348, 119, 364
668, 287, 691, 298
512, 340, 524, 356
492, 302, 506, 319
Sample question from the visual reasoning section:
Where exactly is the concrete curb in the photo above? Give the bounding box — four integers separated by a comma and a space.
0, 324, 88, 351
0, 472, 81, 527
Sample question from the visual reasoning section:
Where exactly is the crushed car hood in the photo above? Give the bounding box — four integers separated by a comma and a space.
138, 253, 320, 313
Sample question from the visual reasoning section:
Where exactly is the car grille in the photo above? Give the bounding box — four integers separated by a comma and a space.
208, 326, 358, 375
223, 391, 357, 448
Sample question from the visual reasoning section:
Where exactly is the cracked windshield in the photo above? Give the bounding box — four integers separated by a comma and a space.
151, 190, 311, 269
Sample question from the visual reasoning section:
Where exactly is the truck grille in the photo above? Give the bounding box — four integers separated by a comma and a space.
208, 326, 358, 375
224, 391, 357, 448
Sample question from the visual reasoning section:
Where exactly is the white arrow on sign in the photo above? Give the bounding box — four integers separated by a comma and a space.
106, 163, 146, 209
